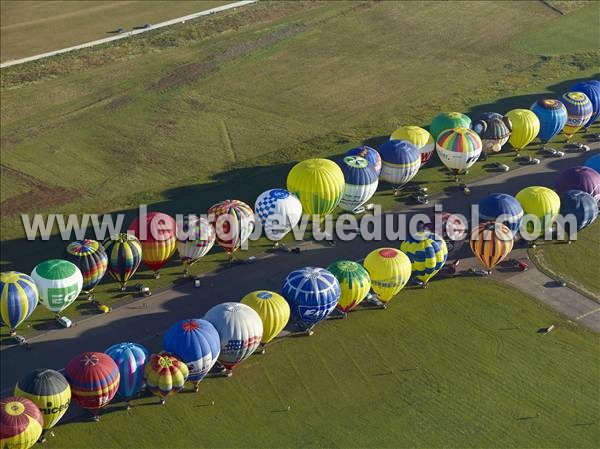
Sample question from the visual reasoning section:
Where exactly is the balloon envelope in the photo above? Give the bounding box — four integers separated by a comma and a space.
506, 109, 540, 151
338, 156, 378, 211
585, 153, 600, 173
363, 248, 411, 302
65, 352, 120, 411
515, 186, 560, 234
241, 291, 290, 343
176, 217, 215, 268
65, 239, 107, 293
31, 260, 83, 314
0, 272, 38, 332
208, 200, 255, 254
472, 114, 511, 153
424, 211, 468, 255
530, 99, 567, 144
555, 166, 600, 200
102, 233, 142, 289
378, 139, 421, 187
144, 352, 189, 398
390, 126, 435, 164
470, 222, 514, 271
0, 396, 43, 449
559, 190, 598, 232
570, 80, 600, 126
429, 112, 471, 141
400, 231, 448, 284
105, 342, 149, 400
327, 261, 371, 312
128, 212, 177, 273
435, 127, 482, 173
478, 193, 524, 235
561, 91, 593, 138
345, 146, 382, 175
255, 189, 302, 241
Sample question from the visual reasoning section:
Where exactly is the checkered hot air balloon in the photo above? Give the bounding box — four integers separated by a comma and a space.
254, 189, 302, 242
0, 272, 38, 334
128, 212, 177, 278
208, 200, 255, 258
65, 239, 107, 297
470, 222, 514, 273
338, 156, 379, 212
0, 396, 43, 449
103, 233, 142, 291
31, 260, 83, 315
345, 146, 382, 175
400, 231, 448, 286
327, 261, 371, 312
144, 352, 189, 403
105, 342, 149, 406
561, 91, 593, 139
176, 217, 215, 275
390, 125, 435, 165
363, 248, 412, 303
378, 140, 421, 188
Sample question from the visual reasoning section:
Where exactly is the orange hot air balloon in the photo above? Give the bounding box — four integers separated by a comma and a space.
128, 212, 176, 278
470, 222, 514, 273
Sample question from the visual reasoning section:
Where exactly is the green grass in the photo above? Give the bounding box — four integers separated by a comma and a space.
43, 278, 600, 449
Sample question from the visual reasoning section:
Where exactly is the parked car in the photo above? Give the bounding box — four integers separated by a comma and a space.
56, 316, 72, 328
540, 148, 564, 157
492, 162, 510, 172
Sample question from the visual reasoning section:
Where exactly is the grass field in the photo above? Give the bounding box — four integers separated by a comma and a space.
0, 1, 231, 62
42, 278, 600, 448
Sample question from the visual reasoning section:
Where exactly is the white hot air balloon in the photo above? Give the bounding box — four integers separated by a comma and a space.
31, 259, 83, 315
338, 156, 378, 212
176, 217, 215, 275
254, 189, 302, 242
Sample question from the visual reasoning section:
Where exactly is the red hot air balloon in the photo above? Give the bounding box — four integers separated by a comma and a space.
128, 212, 177, 278
65, 352, 120, 420
0, 396, 43, 449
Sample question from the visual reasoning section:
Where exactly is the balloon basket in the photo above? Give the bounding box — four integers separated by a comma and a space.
159, 398, 166, 405
120, 285, 127, 292
154, 272, 160, 279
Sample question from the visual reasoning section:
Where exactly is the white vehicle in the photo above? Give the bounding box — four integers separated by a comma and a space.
492, 162, 510, 172
14, 335, 26, 345
526, 157, 541, 165
56, 316, 72, 328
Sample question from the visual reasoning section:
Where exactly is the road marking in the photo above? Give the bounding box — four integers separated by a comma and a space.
575, 307, 600, 321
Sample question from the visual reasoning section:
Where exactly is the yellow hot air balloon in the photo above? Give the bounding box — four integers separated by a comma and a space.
287, 159, 344, 220
390, 125, 435, 165
515, 186, 560, 236
241, 291, 290, 345
363, 248, 411, 303
327, 261, 371, 312
470, 222, 514, 273
506, 109, 540, 152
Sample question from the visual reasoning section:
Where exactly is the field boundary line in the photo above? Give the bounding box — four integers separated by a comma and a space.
0, 1, 258, 69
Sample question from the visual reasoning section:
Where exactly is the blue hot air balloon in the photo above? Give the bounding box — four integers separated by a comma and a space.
478, 193, 524, 235
345, 146, 382, 175
338, 156, 379, 211
163, 319, 221, 389
281, 267, 340, 330
559, 190, 598, 234
530, 99, 568, 146
378, 140, 421, 188
584, 153, 600, 173
104, 342, 148, 407
0, 272, 38, 335
570, 80, 600, 128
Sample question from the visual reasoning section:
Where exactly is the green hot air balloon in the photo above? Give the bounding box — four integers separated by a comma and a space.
31, 260, 83, 316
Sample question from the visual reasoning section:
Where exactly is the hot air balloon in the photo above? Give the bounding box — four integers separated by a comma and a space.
338, 156, 379, 212
390, 125, 435, 165
281, 267, 340, 330
378, 140, 421, 190
472, 113, 512, 155
561, 91, 593, 139
176, 217, 215, 275
255, 189, 302, 243
65, 352, 120, 420
570, 80, 600, 129
287, 159, 345, 219
128, 212, 177, 278
327, 261, 371, 312
478, 193, 524, 236
65, 239, 107, 298
435, 127, 482, 182
31, 260, 82, 316
470, 222, 514, 273
105, 342, 148, 407
530, 99, 567, 147
345, 146, 382, 175
425, 211, 468, 255
515, 186, 560, 236
0, 397, 43, 449
14, 369, 70, 435
0, 272, 38, 336
429, 112, 471, 141
163, 319, 220, 390
208, 200, 255, 259
204, 302, 263, 371
555, 166, 600, 200
363, 248, 412, 303
102, 233, 142, 291
585, 153, 600, 173
559, 190, 598, 235
241, 291, 290, 346
144, 352, 189, 404
400, 231, 448, 286
506, 109, 540, 152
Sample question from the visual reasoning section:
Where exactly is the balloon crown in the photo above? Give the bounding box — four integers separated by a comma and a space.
257, 291, 273, 300
378, 248, 398, 258
182, 320, 200, 331
270, 189, 290, 199
343, 155, 369, 168
81, 353, 99, 366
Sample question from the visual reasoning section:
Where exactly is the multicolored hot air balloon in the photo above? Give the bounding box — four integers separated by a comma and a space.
65, 239, 107, 297
144, 352, 189, 403
327, 261, 371, 312
363, 248, 411, 303
128, 212, 177, 278
425, 211, 468, 255
570, 80, 600, 129
506, 109, 540, 152
478, 193, 524, 236
585, 153, 600, 173
390, 125, 435, 165
530, 99, 567, 146
163, 319, 220, 390
338, 156, 378, 212
470, 222, 514, 273
435, 127, 482, 179
14, 369, 70, 433
378, 140, 421, 189
472, 113, 512, 155
208, 200, 255, 258
241, 291, 290, 344
65, 352, 120, 419
103, 233, 142, 291
204, 303, 263, 371
287, 159, 345, 219
515, 186, 560, 235
0, 396, 43, 449
255, 189, 302, 242
559, 190, 598, 234
31, 260, 83, 315
281, 267, 340, 329
105, 342, 148, 406
0, 272, 38, 335
345, 146, 382, 175
555, 166, 600, 200
561, 91, 593, 139
400, 231, 448, 286
429, 112, 471, 141
176, 217, 215, 275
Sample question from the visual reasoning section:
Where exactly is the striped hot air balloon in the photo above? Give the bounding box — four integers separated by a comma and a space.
327, 260, 371, 312
559, 190, 598, 233
103, 233, 142, 291
338, 156, 379, 212
472, 113, 512, 154
241, 291, 290, 344
254, 189, 302, 242
470, 222, 514, 272
515, 186, 560, 236
128, 212, 177, 278
176, 217, 215, 275
561, 91, 593, 139
345, 146, 382, 175
378, 140, 421, 188
435, 127, 482, 177
65, 239, 107, 297
478, 193, 524, 236
506, 109, 540, 152
105, 342, 149, 406
0, 396, 43, 449
144, 352, 189, 403
530, 99, 567, 145
0, 272, 38, 334
31, 260, 83, 315
208, 200, 255, 258
400, 231, 448, 286
363, 248, 412, 303
429, 112, 472, 141
570, 80, 600, 128
555, 166, 600, 201
390, 125, 435, 165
